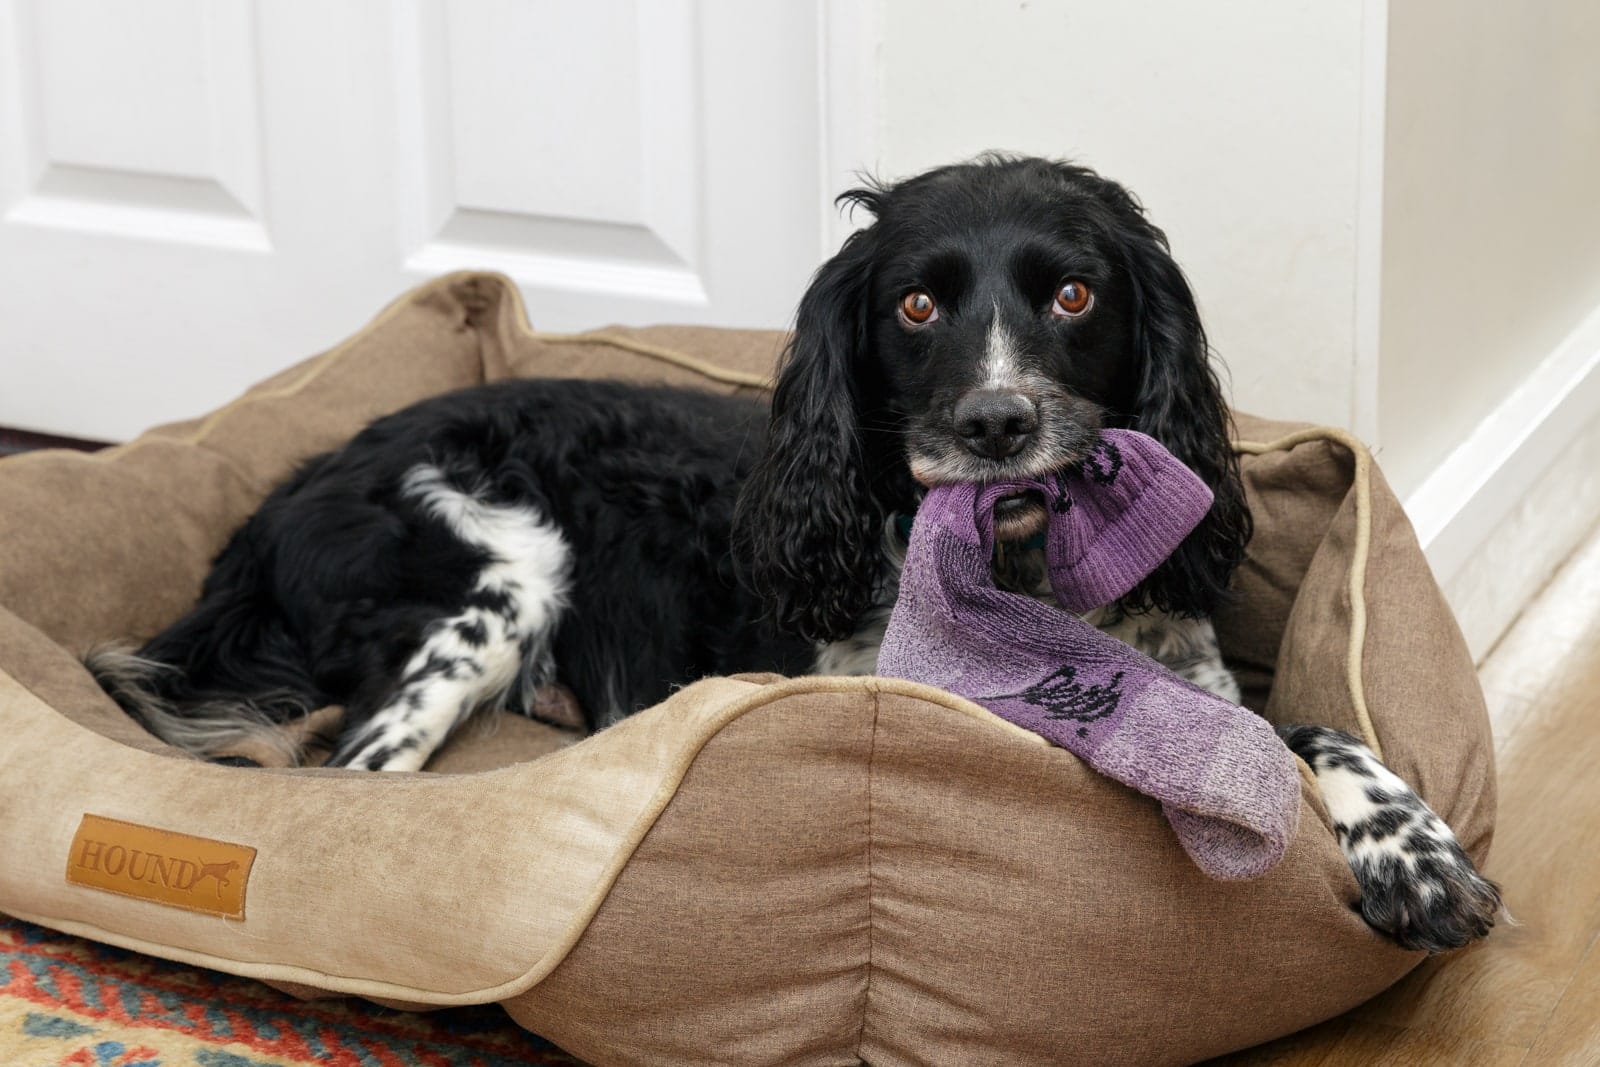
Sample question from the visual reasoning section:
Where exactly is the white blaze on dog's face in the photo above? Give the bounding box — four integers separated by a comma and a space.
981, 306, 1025, 391
973, 312, 1058, 538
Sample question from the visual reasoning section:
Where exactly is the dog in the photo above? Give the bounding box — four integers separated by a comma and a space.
90, 155, 1499, 951
193, 860, 241, 900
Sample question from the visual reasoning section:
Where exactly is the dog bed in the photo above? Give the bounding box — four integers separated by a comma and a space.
0, 273, 1496, 1066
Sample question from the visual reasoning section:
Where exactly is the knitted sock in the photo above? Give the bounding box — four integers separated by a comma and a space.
877, 430, 1300, 880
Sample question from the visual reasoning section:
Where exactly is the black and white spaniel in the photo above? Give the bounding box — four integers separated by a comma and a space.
91, 156, 1499, 952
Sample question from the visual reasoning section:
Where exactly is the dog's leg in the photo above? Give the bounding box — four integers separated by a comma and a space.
328, 613, 531, 771
1279, 724, 1501, 952
327, 465, 570, 772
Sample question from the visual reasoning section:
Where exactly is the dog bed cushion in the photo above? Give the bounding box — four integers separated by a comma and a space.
0, 273, 1496, 1066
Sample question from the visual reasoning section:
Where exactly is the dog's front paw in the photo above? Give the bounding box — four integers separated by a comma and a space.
1279, 724, 1502, 953
1343, 801, 1502, 953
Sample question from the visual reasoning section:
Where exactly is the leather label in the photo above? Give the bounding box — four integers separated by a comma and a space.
66, 814, 255, 920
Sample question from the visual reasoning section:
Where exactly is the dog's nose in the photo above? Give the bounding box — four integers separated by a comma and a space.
953, 389, 1038, 460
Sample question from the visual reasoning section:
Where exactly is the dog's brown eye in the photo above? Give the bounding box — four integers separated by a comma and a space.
1054, 280, 1092, 317
900, 289, 937, 325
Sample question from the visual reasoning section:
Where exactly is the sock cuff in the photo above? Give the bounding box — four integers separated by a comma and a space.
1045, 432, 1214, 612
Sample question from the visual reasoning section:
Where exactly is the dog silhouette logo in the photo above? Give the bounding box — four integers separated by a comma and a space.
191, 859, 242, 899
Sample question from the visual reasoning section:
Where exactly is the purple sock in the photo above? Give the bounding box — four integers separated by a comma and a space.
877, 430, 1300, 880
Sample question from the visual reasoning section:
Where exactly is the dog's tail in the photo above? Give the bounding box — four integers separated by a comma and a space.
84, 644, 305, 765
84, 539, 323, 765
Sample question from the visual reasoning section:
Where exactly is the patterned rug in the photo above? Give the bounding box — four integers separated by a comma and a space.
1, 915, 586, 1066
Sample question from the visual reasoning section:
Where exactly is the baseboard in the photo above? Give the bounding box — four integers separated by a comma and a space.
1405, 302, 1600, 662
0, 425, 111, 456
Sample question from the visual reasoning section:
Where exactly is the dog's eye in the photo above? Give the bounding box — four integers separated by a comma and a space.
1053, 280, 1093, 318
899, 289, 938, 326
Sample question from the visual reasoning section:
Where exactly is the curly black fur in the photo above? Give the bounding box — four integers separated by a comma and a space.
734, 229, 894, 644
1104, 181, 1253, 618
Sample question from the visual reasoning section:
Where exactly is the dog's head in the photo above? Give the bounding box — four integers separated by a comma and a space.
737, 155, 1251, 643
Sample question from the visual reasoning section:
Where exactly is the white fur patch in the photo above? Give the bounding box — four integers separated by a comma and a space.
1311, 740, 1450, 880
982, 307, 1024, 390
338, 465, 570, 772
1288, 725, 1501, 950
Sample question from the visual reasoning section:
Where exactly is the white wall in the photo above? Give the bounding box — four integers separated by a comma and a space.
1378, 0, 1600, 495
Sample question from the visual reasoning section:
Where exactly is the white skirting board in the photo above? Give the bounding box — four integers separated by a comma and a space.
1405, 302, 1600, 663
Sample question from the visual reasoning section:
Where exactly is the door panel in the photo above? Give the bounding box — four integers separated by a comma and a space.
0, 0, 830, 441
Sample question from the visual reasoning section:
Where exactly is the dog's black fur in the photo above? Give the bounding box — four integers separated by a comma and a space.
121, 381, 813, 735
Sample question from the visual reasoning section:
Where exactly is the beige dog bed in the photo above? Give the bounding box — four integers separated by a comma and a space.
0, 273, 1495, 1066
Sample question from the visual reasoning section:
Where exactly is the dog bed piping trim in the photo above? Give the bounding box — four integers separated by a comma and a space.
527, 331, 771, 389
1233, 429, 1382, 761
487, 268, 773, 389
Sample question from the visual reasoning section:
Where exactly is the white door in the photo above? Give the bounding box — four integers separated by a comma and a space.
0, 0, 866, 441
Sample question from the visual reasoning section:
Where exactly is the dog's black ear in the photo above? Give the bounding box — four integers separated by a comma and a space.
1119, 221, 1253, 618
735, 227, 885, 644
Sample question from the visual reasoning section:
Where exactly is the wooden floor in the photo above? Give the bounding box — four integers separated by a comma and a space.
1213, 521, 1600, 1066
